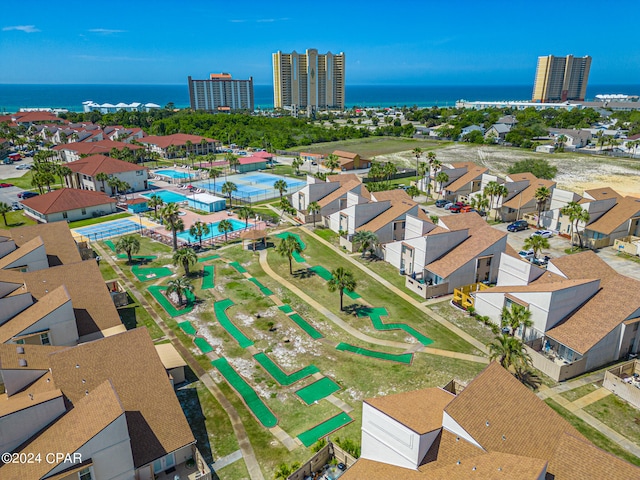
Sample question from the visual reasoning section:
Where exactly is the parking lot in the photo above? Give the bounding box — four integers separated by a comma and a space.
0, 157, 33, 206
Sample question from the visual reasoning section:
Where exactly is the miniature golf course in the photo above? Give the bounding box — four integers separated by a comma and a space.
278, 304, 294, 314
194, 337, 213, 354
309, 266, 360, 299
248, 277, 273, 296
336, 342, 413, 364
178, 321, 196, 335
104, 240, 157, 260
253, 353, 319, 386
357, 306, 433, 346
202, 265, 215, 289
148, 286, 195, 317
229, 261, 247, 273
297, 412, 353, 447
296, 377, 341, 405
289, 314, 323, 339
212, 358, 277, 428
214, 299, 254, 348
132, 265, 173, 282
275, 232, 305, 263
197, 254, 220, 263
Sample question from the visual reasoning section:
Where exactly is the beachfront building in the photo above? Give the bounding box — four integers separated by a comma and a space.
532, 54, 592, 102
272, 49, 345, 116
20, 188, 117, 224
188, 73, 254, 112
65, 154, 149, 194
82, 100, 161, 113
140, 133, 219, 159
341, 362, 640, 479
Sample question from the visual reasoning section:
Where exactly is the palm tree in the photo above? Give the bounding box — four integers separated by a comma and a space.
147, 194, 164, 218
561, 201, 590, 248
209, 167, 223, 193
189, 220, 210, 247
484, 181, 499, 216
107, 175, 120, 197
292, 156, 303, 175
276, 235, 303, 275
225, 152, 239, 173
95, 172, 109, 193
273, 462, 301, 480
353, 230, 379, 258
434, 171, 449, 199
0, 202, 11, 226
426, 152, 439, 197
556, 134, 567, 152
327, 267, 356, 311
55, 164, 72, 187
406, 185, 420, 199
429, 214, 439, 225
273, 179, 288, 202
383, 162, 397, 181
308, 201, 321, 228
238, 206, 254, 227
523, 235, 550, 261
325, 154, 340, 174
166, 277, 193, 306
494, 185, 509, 221
160, 203, 184, 251
412, 147, 422, 184
221, 181, 237, 208
173, 247, 197, 275
500, 303, 533, 340
217, 219, 234, 242
488, 334, 531, 370
115, 235, 140, 264
534, 186, 551, 228
199, 138, 209, 155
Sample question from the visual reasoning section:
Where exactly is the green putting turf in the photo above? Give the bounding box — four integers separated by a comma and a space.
336, 342, 413, 364
198, 254, 220, 263
254, 353, 319, 386
248, 277, 273, 296
131, 265, 173, 282
278, 304, 294, 314
309, 265, 359, 298
288, 313, 323, 339
296, 377, 340, 405
105, 240, 116, 251
275, 232, 306, 263
214, 299, 254, 348
357, 306, 433, 346
202, 265, 215, 289
178, 321, 196, 335
148, 286, 195, 317
212, 358, 277, 428
194, 337, 213, 354
229, 261, 247, 273
297, 412, 353, 447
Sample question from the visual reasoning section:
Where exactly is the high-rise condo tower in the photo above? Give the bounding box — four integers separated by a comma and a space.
532, 55, 591, 102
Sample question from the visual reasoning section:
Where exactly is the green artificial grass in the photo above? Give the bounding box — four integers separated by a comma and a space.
309, 265, 359, 298
297, 412, 353, 447
202, 265, 215, 289
288, 313, 323, 340
247, 277, 274, 296
213, 299, 254, 348
296, 377, 341, 405
194, 337, 214, 354
278, 304, 294, 314
253, 352, 319, 386
211, 358, 278, 428
275, 232, 306, 263
178, 321, 197, 335
357, 306, 433, 346
198, 254, 220, 263
148, 286, 195, 317
131, 265, 173, 282
336, 342, 413, 365
105, 240, 116, 251
229, 261, 247, 273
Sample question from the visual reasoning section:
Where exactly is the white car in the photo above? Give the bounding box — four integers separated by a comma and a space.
518, 249, 535, 261
531, 230, 553, 239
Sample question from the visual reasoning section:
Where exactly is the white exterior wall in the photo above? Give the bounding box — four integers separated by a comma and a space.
24, 203, 117, 224
584, 326, 624, 371
373, 205, 419, 245
328, 202, 389, 235
81, 170, 147, 195
345, 191, 367, 208
292, 182, 339, 212
2, 244, 49, 271
583, 198, 617, 224
474, 292, 506, 324
441, 412, 483, 449
0, 293, 34, 326
0, 396, 66, 454
18, 300, 79, 346
496, 254, 545, 286
404, 214, 434, 240
384, 241, 403, 270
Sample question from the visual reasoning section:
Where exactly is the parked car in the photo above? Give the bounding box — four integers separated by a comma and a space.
11, 201, 23, 211
507, 220, 529, 232
17, 191, 39, 199
532, 255, 551, 266
518, 249, 535, 261
531, 230, 553, 239
0, 183, 13, 188
435, 199, 448, 208
15, 164, 31, 170
444, 201, 464, 211
449, 204, 463, 213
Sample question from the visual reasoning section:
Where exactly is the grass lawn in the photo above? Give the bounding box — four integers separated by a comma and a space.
545, 398, 640, 467
559, 383, 599, 403
68, 212, 132, 228
617, 252, 640, 264
429, 302, 496, 345
1, 171, 34, 189
352, 256, 424, 302
313, 227, 338, 245
286, 137, 447, 157
584, 393, 640, 446
0, 210, 37, 229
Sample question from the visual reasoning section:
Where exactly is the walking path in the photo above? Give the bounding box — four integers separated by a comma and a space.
94, 243, 266, 480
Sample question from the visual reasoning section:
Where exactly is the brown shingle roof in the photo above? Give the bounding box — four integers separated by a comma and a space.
438, 212, 488, 232
585, 196, 640, 235
20, 188, 116, 215
48, 328, 195, 468
317, 180, 362, 207
9, 223, 82, 265
0, 374, 62, 418
481, 278, 598, 294
326, 173, 361, 185
67, 154, 146, 176
444, 166, 488, 193
0, 343, 67, 371
582, 187, 622, 201
502, 178, 556, 209
365, 388, 454, 434
371, 189, 413, 203
356, 199, 417, 234
332, 150, 359, 159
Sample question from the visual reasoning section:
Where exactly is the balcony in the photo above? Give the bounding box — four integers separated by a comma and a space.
405, 274, 449, 299
153, 448, 212, 480
525, 337, 587, 381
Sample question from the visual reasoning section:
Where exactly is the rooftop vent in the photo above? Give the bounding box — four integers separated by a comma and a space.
75, 364, 80, 369
85, 390, 89, 396
28, 394, 33, 400
18, 359, 27, 367
485, 421, 490, 427
16, 346, 24, 354
502, 435, 506, 441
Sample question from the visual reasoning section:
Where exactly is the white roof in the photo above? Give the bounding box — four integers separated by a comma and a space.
190, 192, 226, 204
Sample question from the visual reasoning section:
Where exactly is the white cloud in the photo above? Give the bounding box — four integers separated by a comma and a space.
88, 28, 126, 34
3, 25, 40, 33
229, 19, 246, 23
257, 19, 275, 23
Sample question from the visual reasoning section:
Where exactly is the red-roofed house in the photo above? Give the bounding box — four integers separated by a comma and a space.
21, 189, 117, 223
10, 111, 67, 127
140, 134, 219, 159
53, 140, 143, 163
236, 155, 267, 173
65, 155, 149, 195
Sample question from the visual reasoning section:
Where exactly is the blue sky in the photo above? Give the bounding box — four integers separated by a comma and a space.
1, 0, 638, 85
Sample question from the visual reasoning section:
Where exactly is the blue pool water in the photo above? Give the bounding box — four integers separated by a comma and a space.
177, 219, 252, 242
142, 190, 188, 203
154, 169, 191, 179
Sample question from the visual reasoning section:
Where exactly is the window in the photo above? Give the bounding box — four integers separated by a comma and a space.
62, 212, 68, 219
81, 208, 86, 215
136, 170, 143, 176
16, 339, 25, 345
79, 467, 92, 480
40, 333, 50, 345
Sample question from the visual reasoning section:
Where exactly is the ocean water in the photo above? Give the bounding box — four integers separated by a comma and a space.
1, 84, 639, 113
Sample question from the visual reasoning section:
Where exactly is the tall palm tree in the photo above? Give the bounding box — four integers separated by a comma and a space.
189, 220, 210, 247
95, 172, 109, 193
327, 267, 356, 311
160, 203, 184, 251
56, 164, 73, 187
494, 184, 509, 221
523, 235, 550, 261
166, 277, 193, 306
106, 176, 120, 197
238, 206, 254, 227
383, 162, 397, 182
0, 202, 11, 226
225, 152, 239, 173
115, 235, 140, 264
292, 156, 303, 175
434, 171, 449, 199
353, 230, 379, 258
209, 167, 223, 193
147, 194, 164, 218
534, 186, 551, 228
173, 247, 197, 275
488, 334, 531, 370
221, 181, 237, 208
308, 201, 320, 228
561, 201, 590, 248
426, 152, 439, 197
217, 219, 234, 242
273, 179, 288, 202
412, 147, 422, 184
484, 181, 500, 216
325, 154, 340, 174
276, 235, 303, 275
556, 134, 567, 152
500, 303, 533, 341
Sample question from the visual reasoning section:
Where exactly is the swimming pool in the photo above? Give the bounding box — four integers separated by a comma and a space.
177, 218, 252, 242
142, 190, 188, 204
154, 169, 191, 179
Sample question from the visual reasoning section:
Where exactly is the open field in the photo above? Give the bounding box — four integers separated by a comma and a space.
286, 136, 445, 157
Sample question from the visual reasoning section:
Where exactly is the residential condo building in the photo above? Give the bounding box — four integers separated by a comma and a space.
188, 73, 254, 112
532, 54, 591, 102
272, 49, 345, 116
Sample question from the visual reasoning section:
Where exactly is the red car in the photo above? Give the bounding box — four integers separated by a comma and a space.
449, 202, 466, 213
0, 183, 13, 188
